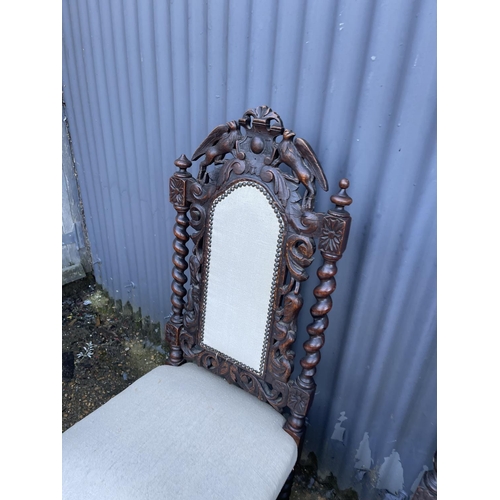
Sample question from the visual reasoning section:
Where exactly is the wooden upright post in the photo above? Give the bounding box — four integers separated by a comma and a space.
165, 154, 192, 366
284, 179, 352, 448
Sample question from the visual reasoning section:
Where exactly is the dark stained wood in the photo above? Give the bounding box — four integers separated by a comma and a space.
411, 451, 437, 500
270, 129, 329, 209
277, 470, 295, 499
165, 154, 192, 367
284, 179, 352, 445
191, 120, 242, 181
165, 106, 352, 499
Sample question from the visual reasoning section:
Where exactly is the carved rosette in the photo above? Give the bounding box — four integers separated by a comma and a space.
169, 176, 187, 206
319, 215, 348, 256
287, 384, 311, 416
166, 108, 352, 449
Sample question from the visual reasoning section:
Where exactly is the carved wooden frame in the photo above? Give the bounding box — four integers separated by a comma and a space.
166, 105, 352, 460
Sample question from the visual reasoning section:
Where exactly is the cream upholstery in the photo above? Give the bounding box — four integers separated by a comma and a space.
62, 363, 297, 500
202, 183, 283, 373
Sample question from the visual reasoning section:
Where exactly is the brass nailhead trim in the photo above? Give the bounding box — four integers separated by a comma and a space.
200, 180, 285, 375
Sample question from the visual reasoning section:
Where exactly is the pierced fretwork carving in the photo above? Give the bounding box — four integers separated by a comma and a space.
166, 106, 352, 450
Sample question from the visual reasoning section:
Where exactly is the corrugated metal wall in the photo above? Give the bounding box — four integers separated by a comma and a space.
62, 0, 436, 497
63, 105, 92, 284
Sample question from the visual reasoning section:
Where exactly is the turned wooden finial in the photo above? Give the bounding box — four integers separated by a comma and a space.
174, 154, 192, 171
330, 178, 352, 210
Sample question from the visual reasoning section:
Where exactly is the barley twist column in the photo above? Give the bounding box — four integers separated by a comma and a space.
298, 178, 352, 388
285, 180, 352, 446
165, 154, 192, 366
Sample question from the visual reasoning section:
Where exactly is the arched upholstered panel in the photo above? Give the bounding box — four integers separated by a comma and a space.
201, 182, 284, 374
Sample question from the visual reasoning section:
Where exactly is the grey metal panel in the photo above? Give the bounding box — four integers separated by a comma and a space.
62, 0, 436, 497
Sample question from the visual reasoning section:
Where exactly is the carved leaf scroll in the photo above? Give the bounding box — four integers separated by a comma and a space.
217, 159, 246, 187
260, 165, 290, 205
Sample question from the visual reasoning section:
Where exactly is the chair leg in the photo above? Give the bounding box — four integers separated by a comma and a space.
277, 469, 294, 500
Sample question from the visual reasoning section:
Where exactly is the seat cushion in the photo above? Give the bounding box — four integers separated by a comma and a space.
62, 363, 297, 499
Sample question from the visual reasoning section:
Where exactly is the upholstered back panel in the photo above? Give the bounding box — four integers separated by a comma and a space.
201, 182, 284, 374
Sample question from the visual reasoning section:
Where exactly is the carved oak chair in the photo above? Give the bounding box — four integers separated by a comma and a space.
62, 105, 352, 500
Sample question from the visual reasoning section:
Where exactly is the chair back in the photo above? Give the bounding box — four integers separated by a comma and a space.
166, 105, 352, 445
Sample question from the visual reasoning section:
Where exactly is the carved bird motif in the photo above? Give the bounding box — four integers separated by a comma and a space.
273, 129, 328, 209
191, 120, 242, 180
